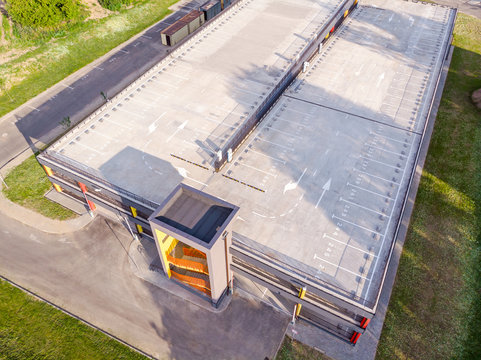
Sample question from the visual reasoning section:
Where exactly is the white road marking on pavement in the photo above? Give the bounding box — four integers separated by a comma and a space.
166, 120, 188, 142
283, 168, 307, 194
376, 73, 385, 88
315, 178, 331, 209
148, 112, 166, 134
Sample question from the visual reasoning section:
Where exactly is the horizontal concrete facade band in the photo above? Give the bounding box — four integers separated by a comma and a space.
231, 245, 374, 319
232, 264, 362, 341
44, 174, 152, 231
37, 155, 155, 218
232, 255, 366, 331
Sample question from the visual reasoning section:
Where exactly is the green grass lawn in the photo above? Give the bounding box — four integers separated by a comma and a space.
2, 155, 75, 220
0, 0, 178, 116
0, 279, 147, 360
375, 13, 481, 360
276, 337, 331, 360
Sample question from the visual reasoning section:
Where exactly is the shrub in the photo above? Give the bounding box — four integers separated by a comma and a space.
6, 0, 84, 29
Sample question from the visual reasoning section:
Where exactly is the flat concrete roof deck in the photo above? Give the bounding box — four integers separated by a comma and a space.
45, 0, 455, 308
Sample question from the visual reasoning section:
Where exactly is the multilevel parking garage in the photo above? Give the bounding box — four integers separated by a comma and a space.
38, 0, 456, 346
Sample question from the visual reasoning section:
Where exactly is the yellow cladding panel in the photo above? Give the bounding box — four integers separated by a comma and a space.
155, 229, 172, 278
130, 206, 138, 217
325, 33, 329, 40
136, 224, 143, 233
344, 9, 349, 17
298, 286, 306, 299
53, 183, 62, 192
295, 304, 302, 317
43, 165, 53, 177
354, 0, 358, 4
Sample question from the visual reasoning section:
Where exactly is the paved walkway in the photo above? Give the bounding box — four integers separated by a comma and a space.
0, 191, 92, 234
0, 203, 289, 360
0, 0, 210, 172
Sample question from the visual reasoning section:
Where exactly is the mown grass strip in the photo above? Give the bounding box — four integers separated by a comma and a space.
2, 155, 75, 220
276, 336, 331, 360
0, 279, 147, 360
376, 13, 481, 360
0, 0, 178, 116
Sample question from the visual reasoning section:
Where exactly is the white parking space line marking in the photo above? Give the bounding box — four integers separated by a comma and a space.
371, 132, 412, 145
365, 143, 406, 157
323, 234, 378, 257
271, 116, 307, 126
94, 66, 103, 71
263, 126, 303, 139
233, 86, 262, 97
313, 254, 371, 280
90, 128, 115, 141
183, 140, 216, 155
353, 168, 400, 185
167, 121, 188, 143
332, 215, 384, 236
61, 83, 74, 90
237, 162, 277, 178
255, 137, 294, 151
359, 155, 404, 170
74, 141, 103, 154
347, 182, 394, 200
176, 167, 208, 187
245, 149, 286, 164
116, 107, 144, 118
340, 197, 386, 216
119, 49, 129, 54
102, 117, 133, 130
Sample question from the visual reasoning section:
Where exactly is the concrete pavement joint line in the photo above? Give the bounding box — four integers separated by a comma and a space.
283, 94, 423, 135
0, 274, 156, 360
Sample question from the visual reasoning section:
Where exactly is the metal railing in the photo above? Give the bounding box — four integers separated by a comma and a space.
214, 0, 357, 171
40, 152, 159, 210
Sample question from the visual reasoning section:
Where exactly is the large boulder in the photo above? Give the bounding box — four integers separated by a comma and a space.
472, 88, 481, 109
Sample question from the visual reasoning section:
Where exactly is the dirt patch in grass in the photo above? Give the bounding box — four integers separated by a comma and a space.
82, 0, 112, 20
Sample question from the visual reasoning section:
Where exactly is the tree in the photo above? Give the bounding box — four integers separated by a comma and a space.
6, 0, 83, 29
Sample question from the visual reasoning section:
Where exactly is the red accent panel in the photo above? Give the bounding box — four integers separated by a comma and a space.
78, 182, 87, 193
361, 317, 371, 329
87, 200, 96, 211
330, 26, 335, 33
350, 332, 361, 344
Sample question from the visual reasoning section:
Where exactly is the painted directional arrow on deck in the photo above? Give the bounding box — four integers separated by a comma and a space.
315, 178, 332, 209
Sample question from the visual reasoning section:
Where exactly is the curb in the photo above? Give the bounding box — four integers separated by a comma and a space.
0, 190, 93, 234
